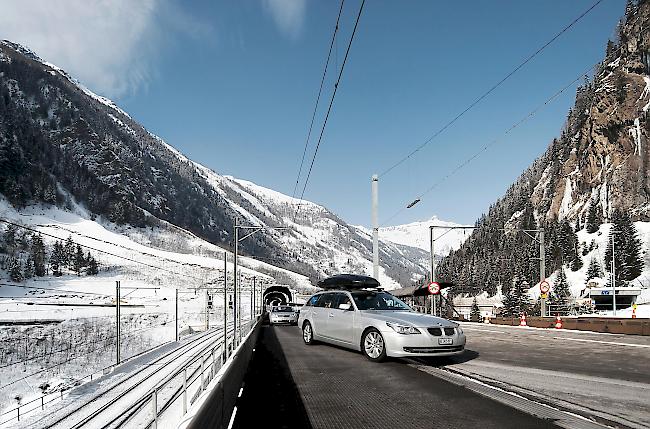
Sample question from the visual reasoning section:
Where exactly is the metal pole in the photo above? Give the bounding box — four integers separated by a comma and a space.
540, 229, 546, 317
116, 281, 121, 364
175, 288, 179, 341
233, 221, 238, 346
612, 231, 617, 316
371, 174, 379, 280
205, 289, 209, 331
430, 227, 435, 315
152, 389, 158, 429
183, 368, 187, 414
253, 276, 256, 319
237, 273, 242, 344
223, 252, 228, 359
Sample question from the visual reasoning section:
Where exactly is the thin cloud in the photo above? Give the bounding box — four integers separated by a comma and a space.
263, 0, 307, 40
0, 0, 212, 98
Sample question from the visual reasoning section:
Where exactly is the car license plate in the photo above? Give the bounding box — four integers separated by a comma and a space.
438, 338, 453, 345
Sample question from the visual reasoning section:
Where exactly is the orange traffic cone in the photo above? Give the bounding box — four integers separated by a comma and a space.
519, 314, 527, 326
555, 316, 563, 329
483, 315, 491, 324
632, 307, 637, 319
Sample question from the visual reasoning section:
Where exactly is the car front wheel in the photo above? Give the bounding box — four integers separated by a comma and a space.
362, 328, 387, 362
302, 321, 315, 345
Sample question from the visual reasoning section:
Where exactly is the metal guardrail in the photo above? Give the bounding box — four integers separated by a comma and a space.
123, 317, 260, 429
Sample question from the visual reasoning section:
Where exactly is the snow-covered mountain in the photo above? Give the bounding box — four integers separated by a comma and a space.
0, 40, 428, 289
438, 1, 650, 296
372, 216, 472, 257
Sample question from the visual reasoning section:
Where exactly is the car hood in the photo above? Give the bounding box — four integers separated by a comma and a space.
360, 310, 456, 328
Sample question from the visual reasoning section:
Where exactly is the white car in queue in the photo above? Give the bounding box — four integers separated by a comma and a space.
298, 274, 466, 362
269, 305, 299, 325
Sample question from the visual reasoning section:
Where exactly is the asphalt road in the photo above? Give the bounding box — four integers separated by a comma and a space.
234, 324, 558, 429
443, 323, 650, 428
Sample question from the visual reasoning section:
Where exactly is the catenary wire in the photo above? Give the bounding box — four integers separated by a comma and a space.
292, 0, 346, 199
380, 63, 598, 227
294, 0, 366, 221
378, 0, 604, 178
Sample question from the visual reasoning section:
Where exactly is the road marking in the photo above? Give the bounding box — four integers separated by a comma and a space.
408, 362, 607, 429
553, 337, 650, 349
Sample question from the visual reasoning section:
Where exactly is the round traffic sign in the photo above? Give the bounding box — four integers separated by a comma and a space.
540, 280, 550, 294
428, 282, 441, 295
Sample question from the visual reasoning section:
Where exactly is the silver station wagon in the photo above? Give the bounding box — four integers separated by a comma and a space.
298, 274, 466, 362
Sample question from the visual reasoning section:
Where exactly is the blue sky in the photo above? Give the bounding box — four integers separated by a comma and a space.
1, 0, 626, 227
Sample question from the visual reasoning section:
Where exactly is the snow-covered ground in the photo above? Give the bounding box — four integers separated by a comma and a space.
0, 197, 311, 424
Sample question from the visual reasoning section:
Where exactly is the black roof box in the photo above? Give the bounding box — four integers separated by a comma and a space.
317, 274, 381, 290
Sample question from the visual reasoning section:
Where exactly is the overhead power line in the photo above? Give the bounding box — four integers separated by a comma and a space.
380, 63, 597, 227
292, 0, 346, 199
293, 0, 366, 221
378, 0, 604, 178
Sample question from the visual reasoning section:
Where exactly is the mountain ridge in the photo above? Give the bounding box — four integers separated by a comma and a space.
0, 39, 427, 288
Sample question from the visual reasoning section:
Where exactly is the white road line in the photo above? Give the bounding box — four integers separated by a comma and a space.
554, 337, 650, 349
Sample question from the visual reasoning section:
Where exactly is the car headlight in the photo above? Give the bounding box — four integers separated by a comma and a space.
451, 323, 463, 334
386, 321, 421, 335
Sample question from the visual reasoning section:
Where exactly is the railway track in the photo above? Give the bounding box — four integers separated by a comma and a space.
21, 322, 241, 429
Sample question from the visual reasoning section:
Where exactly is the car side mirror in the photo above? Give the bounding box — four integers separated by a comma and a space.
338, 303, 352, 310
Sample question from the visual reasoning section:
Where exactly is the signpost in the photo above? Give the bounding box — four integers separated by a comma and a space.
539, 280, 550, 312
428, 281, 440, 295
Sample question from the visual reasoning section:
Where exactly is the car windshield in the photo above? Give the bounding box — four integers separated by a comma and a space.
351, 291, 411, 311
272, 306, 294, 312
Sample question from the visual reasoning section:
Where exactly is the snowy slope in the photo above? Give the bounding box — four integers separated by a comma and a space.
0, 40, 428, 289
369, 216, 472, 256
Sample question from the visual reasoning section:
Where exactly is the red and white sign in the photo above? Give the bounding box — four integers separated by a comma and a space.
428, 282, 441, 295
539, 280, 550, 294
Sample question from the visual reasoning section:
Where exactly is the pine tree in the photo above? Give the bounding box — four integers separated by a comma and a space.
586, 200, 600, 234
30, 233, 46, 277
73, 244, 85, 276
605, 210, 643, 286
50, 240, 64, 277
23, 255, 35, 280
9, 257, 23, 282
64, 236, 75, 269
2, 224, 17, 254
585, 257, 603, 285
501, 286, 517, 317
470, 297, 482, 322
86, 253, 99, 275
550, 267, 572, 315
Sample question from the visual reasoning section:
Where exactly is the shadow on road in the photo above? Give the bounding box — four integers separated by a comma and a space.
232, 325, 312, 429
409, 349, 480, 367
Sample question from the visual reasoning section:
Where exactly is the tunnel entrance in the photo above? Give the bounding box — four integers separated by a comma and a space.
263, 285, 292, 307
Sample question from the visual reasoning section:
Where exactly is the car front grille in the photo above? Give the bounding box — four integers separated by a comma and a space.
427, 327, 456, 336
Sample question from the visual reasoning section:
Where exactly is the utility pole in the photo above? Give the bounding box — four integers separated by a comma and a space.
429, 226, 435, 316
116, 280, 121, 365
540, 229, 546, 317
233, 220, 238, 346
175, 288, 179, 342
612, 231, 617, 316
253, 276, 256, 318
205, 289, 210, 331
223, 252, 228, 359
372, 174, 379, 280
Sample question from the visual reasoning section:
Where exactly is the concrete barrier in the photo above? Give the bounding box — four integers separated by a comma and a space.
185, 320, 262, 429
487, 316, 650, 335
